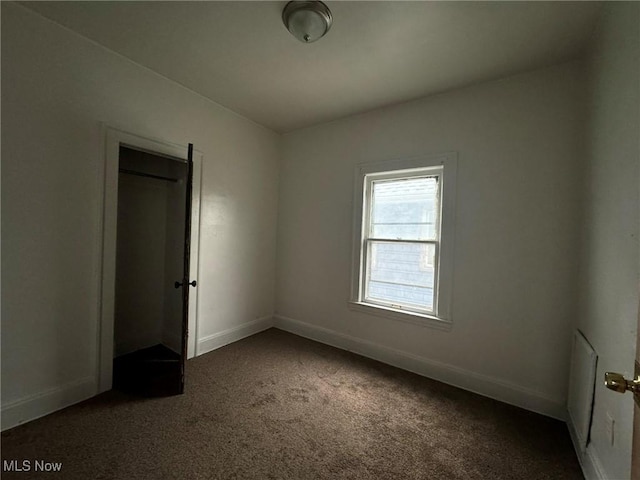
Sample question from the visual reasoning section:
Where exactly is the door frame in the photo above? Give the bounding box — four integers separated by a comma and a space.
97, 126, 203, 393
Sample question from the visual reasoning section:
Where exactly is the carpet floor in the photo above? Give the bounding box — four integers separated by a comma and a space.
1, 328, 582, 479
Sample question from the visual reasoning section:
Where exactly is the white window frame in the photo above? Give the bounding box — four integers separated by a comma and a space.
349, 153, 457, 331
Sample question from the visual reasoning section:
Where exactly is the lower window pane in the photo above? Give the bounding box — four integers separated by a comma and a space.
366, 241, 435, 311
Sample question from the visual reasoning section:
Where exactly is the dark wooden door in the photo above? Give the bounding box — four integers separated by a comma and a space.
631, 286, 639, 479
178, 143, 195, 394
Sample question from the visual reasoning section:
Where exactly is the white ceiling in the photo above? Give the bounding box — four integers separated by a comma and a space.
22, 1, 601, 133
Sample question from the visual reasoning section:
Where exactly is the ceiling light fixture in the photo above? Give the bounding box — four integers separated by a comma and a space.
282, 1, 332, 44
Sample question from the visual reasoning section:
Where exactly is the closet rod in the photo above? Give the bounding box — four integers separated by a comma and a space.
119, 168, 178, 183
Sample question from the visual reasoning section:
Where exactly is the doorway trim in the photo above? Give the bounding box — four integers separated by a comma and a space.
98, 127, 203, 393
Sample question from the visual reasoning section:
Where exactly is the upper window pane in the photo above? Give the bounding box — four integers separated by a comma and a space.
370, 176, 439, 240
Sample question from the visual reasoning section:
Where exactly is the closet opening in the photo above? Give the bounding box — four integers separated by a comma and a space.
112, 145, 193, 396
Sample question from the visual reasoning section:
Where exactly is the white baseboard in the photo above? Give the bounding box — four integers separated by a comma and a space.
274, 314, 566, 420
582, 446, 607, 480
197, 316, 274, 356
1, 315, 567, 433
1, 376, 96, 432
567, 414, 606, 480
1, 317, 273, 432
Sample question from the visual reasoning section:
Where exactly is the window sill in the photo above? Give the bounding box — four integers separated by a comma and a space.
347, 301, 453, 332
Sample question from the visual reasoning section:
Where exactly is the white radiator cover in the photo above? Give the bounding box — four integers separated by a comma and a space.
567, 329, 598, 451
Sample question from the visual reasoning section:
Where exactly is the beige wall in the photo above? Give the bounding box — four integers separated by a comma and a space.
1, 3, 280, 425
277, 61, 586, 418
577, 3, 640, 479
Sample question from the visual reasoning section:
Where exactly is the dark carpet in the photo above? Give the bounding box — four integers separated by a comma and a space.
1, 328, 582, 479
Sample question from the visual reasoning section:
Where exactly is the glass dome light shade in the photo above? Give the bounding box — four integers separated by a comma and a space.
283, 1, 332, 44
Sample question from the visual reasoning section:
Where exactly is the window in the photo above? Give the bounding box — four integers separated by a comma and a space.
350, 153, 456, 329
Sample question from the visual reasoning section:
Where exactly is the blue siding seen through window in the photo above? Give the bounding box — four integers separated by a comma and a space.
365, 176, 439, 312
